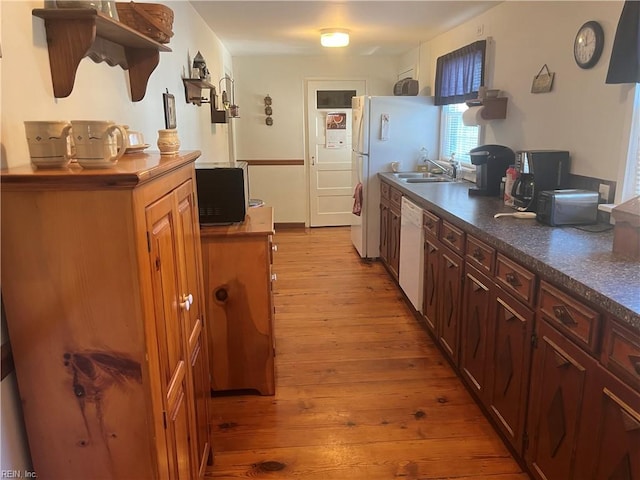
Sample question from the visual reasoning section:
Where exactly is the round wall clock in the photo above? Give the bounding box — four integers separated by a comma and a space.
574, 21, 604, 69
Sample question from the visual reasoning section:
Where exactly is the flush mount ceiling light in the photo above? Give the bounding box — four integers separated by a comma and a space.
320, 29, 350, 48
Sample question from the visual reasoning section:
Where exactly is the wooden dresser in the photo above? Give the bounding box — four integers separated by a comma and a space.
200, 206, 276, 395
1, 152, 211, 479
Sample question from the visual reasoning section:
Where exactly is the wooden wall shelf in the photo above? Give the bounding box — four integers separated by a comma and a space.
465, 97, 508, 121
181, 78, 228, 123
182, 78, 215, 106
32, 8, 171, 102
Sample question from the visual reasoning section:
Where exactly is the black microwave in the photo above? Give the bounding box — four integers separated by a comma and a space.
195, 161, 249, 224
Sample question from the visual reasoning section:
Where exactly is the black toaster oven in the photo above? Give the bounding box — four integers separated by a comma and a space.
195, 161, 249, 224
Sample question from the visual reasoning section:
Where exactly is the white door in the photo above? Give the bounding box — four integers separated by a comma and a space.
307, 80, 365, 227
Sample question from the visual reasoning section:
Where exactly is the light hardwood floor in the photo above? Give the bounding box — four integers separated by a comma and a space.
205, 226, 530, 479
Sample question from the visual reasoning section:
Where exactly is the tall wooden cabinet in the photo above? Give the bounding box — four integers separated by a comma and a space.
200, 207, 276, 395
1, 152, 211, 479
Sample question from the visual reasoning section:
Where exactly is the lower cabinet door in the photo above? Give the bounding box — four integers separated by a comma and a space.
460, 265, 493, 400
438, 249, 462, 365
422, 237, 440, 335
575, 365, 640, 480
525, 319, 598, 480
487, 290, 533, 454
380, 202, 389, 264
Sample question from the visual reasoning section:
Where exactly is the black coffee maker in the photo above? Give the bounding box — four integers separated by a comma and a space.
512, 150, 571, 210
468, 145, 515, 196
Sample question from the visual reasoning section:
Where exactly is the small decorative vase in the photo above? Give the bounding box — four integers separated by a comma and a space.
157, 129, 180, 156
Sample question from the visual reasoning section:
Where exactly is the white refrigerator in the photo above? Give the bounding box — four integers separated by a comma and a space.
350, 95, 439, 258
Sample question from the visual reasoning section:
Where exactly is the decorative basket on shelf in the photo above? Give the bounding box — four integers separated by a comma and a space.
115, 2, 174, 43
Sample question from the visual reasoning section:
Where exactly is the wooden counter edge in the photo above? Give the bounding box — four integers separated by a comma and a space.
199, 206, 275, 238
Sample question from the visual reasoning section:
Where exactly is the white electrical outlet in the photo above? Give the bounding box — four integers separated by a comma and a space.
598, 184, 610, 202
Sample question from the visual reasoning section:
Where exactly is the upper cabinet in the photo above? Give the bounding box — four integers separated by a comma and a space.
32, 8, 171, 101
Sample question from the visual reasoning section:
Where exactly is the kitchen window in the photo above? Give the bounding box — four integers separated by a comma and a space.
621, 85, 640, 200
440, 103, 480, 165
434, 40, 485, 165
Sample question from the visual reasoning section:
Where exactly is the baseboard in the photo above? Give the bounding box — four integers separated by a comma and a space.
274, 222, 306, 230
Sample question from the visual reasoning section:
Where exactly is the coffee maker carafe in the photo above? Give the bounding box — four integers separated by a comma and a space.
512, 150, 570, 210
468, 144, 515, 196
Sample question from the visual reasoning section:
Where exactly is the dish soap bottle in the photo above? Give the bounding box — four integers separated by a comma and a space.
417, 147, 429, 171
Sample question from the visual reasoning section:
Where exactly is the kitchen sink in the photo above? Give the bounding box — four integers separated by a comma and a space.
404, 177, 453, 183
392, 172, 443, 179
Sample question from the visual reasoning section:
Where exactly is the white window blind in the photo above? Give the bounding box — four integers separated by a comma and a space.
622, 85, 640, 200
439, 103, 480, 165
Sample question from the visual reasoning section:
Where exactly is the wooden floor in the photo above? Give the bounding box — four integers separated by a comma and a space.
205, 227, 530, 479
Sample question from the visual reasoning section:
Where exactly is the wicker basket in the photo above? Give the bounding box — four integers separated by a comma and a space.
116, 2, 174, 44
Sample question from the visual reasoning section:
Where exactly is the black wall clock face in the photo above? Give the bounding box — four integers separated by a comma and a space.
574, 21, 604, 69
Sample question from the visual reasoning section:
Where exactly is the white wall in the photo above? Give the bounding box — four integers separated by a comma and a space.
417, 1, 634, 187
0, 0, 232, 470
233, 55, 399, 223
1, 1, 233, 169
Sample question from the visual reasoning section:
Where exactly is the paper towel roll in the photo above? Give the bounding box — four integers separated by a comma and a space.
462, 106, 488, 126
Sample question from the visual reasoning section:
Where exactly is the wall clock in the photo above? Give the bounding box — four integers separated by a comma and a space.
574, 21, 604, 69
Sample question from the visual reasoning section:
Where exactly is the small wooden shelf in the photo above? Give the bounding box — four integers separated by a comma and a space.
465, 97, 508, 121
182, 78, 215, 106
32, 8, 171, 101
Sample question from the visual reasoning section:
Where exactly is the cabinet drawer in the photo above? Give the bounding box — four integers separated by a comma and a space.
465, 235, 495, 275
538, 281, 601, 353
390, 187, 402, 211
423, 210, 440, 238
495, 254, 536, 306
601, 319, 640, 391
440, 221, 465, 256
381, 182, 390, 200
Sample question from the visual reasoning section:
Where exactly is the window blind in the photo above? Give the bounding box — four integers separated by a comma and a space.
440, 104, 480, 164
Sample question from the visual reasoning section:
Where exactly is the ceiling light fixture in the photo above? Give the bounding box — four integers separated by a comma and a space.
320, 29, 350, 48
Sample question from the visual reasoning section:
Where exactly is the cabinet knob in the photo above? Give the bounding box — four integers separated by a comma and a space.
472, 248, 485, 262
445, 232, 456, 243
272, 244, 278, 252
505, 271, 522, 287
215, 288, 228, 302
180, 293, 193, 311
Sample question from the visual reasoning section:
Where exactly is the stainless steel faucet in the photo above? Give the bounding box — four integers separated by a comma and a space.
423, 157, 455, 178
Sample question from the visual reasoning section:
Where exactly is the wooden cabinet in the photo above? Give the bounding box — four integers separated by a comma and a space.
381, 186, 640, 480
379, 183, 390, 265
200, 207, 276, 395
380, 181, 401, 280
526, 319, 596, 480
423, 236, 440, 335
32, 8, 171, 101
527, 291, 639, 480
439, 247, 463, 364
460, 264, 493, 399
486, 286, 534, 454
388, 187, 402, 279
0, 152, 211, 479
420, 210, 463, 366
581, 366, 640, 480
460, 237, 534, 454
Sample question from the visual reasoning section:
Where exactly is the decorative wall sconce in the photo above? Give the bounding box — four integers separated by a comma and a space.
219, 75, 239, 118
265, 94, 273, 126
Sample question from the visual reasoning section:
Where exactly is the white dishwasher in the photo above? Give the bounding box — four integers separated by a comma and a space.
399, 196, 425, 313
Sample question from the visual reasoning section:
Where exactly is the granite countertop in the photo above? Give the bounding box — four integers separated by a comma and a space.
379, 173, 640, 331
